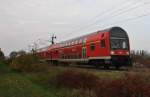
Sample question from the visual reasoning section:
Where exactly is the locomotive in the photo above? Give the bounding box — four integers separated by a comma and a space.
37, 27, 132, 69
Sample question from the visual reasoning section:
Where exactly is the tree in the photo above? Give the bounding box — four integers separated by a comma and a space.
9, 51, 18, 58
17, 50, 26, 56
0, 48, 5, 61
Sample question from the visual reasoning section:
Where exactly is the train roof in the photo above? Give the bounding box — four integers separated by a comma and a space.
47, 26, 128, 50
60, 26, 128, 43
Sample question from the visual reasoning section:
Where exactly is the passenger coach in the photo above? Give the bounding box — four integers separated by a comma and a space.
38, 27, 132, 69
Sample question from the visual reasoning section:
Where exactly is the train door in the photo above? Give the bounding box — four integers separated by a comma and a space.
82, 47, 87, 58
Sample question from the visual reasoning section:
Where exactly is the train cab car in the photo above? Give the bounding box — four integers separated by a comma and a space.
85, 27, 132, 68
109, 27, 131, 68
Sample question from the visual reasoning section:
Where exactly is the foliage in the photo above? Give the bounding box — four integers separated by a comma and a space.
134, 55, 150, 67
17, 50, 26, 56
9, 51, 18, 59
27, 67, 63, 87
0, 73, 56, 97
131, 50, 150, 67
54, 89, 95, 97
24, 66, 150, 97
0, 49, 5, 64
53, 69, 150, 97
10, 54, 49, 72
0, 63, 11, 74
55, 69, 99, 90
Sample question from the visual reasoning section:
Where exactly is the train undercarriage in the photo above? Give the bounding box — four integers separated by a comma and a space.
47, 55, 132, 69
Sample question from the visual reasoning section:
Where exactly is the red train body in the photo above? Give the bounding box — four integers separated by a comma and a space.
37, 27, 132, 68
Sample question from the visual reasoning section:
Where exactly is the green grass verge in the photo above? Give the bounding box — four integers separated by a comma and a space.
0, 63, 56, 97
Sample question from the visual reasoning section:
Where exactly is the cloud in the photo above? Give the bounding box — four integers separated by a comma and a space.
52, 21, 69, 25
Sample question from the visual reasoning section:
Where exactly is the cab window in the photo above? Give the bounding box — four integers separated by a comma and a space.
101, 39, 106, 48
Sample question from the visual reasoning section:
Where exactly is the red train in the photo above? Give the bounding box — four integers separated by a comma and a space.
37, 27, 132, 69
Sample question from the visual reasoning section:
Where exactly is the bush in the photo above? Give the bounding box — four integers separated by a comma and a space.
133, 55, 150, 67
55, 69, 100, 90
54, 70, 150, 97
10, 54, 49, 72
94, 73, 150, 97
55, 89, 95, 97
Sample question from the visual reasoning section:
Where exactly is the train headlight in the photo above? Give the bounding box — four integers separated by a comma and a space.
111, 51, 115, 55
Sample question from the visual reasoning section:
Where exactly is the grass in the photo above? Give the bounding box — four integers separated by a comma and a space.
0, 73, 55, 97
0, 62, 11, 74
94, 71, 125, 79
0, 63, 56, 97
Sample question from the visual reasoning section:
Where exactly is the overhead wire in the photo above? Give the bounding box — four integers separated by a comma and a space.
73, 0, 148, 32
101, 12, 150, 28
82, 2, 150, 32
58, 0, 130, 37
59, 0, 143, 39
83, 0, 128, 23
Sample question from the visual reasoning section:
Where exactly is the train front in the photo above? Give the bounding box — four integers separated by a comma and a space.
109, 27, 132, 68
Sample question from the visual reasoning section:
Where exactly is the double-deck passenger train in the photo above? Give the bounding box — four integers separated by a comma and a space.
37, 27, 132, 69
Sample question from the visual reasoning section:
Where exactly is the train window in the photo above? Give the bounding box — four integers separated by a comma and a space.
123, 41, 126, 49
90, 43, 95, 51
101, 39, 106, 48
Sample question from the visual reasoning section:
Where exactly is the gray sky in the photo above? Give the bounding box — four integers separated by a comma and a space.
0, 0, 150, 55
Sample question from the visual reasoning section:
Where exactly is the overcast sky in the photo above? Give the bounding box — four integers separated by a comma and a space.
0, 0, 150, 55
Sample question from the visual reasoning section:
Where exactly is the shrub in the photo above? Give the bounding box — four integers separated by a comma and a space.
55, 69, 99, 90
94, 73, 150, 97
10, 54, 49, 72
133, 55, 150, 67
54, 69, 150, 97
55, 89, 95, 97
